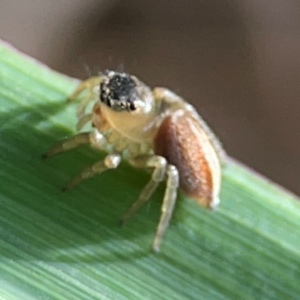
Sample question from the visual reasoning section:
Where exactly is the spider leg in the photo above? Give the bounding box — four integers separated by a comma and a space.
42, 130, 106, 158
67, 76, 102, 102
120, 155, 167, 224
68, 76, 102, 117
76, 113, 93, 131
152, 165, 179, 252
121, 155, 179, 251
62, 154, 121, 191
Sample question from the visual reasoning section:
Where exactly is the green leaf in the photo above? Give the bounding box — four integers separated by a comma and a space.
0, 40, 300, 300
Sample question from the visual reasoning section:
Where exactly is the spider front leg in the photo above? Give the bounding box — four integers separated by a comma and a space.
62, 153, 121, 191
68, 76, 102, 102
76, 113, 93, 131
42, 130, 106, 158
121, 155, 179, 252
68, 76, 102, 117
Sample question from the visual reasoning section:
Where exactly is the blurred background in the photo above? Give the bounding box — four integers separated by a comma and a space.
1, 0, 299, 195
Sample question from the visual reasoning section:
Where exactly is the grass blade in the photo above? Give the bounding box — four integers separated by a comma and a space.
0, 40, 300, 300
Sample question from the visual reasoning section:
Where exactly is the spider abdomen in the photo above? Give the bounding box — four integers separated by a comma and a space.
153, 109, 221, 208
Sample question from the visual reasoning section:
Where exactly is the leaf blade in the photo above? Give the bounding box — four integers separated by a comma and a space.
0, 40, 300, 300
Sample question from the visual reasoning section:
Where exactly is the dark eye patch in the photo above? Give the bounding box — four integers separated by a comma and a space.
108, 75, 136, 102
100, 73, 138, 111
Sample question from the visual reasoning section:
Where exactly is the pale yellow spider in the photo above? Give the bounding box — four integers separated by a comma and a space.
43, 70, 226, 252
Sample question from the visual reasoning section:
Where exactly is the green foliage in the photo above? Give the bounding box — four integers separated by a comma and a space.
0, 41, 300, 300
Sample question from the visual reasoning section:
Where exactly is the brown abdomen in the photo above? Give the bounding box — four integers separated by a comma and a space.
153, 110, 221, 208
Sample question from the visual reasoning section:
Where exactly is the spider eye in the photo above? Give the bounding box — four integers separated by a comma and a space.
100, 72, 137, 111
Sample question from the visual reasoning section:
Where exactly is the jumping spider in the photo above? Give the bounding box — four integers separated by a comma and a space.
43, 70, 226, 252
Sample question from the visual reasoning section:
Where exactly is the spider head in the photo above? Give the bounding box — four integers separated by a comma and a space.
99, 70, 153, 114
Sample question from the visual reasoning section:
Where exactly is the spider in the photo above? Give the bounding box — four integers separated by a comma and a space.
43, 70, 226, 252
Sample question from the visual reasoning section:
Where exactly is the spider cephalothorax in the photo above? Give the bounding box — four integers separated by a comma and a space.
44, 71, 226, 252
